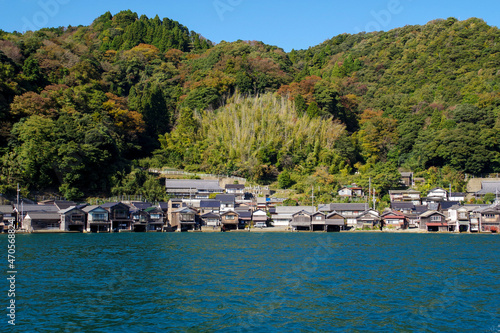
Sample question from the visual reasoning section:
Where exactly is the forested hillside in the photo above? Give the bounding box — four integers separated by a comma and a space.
0, 11, 498, 201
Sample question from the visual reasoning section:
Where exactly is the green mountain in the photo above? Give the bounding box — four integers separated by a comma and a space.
0, 12, 498, 201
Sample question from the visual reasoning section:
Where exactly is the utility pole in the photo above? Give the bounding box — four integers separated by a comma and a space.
16, 183, 20, 229
368, 177, 371, 208
372, 187, 376, 210
311, 185, 315, 213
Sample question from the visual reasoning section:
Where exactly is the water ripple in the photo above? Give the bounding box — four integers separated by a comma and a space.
1, 232, 498, 332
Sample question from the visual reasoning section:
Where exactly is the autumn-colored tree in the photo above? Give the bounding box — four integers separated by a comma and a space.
358, 109, 398, 162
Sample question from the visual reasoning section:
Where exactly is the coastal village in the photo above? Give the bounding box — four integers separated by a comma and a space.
1, 173, 500, 234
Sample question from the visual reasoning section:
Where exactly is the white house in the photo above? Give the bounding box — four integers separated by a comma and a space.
449, 192, 466, 202
426, 188, 448, 201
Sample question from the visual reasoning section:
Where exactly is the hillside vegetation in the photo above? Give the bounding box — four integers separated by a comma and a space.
0, 11, 498, 202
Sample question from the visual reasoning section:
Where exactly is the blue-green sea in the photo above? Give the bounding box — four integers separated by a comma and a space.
2, 232, 500, 332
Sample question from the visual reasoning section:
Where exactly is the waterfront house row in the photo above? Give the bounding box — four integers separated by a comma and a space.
6, 193, 500, 233
272, 201, 500, 233
15, 201, 168, 233
12, 195, 269, 232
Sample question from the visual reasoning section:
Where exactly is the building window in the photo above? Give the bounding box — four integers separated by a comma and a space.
315, 216, 322, 220
115, 210, 128, 218
431, 215, 441, 222
180, 214, 193, 221
226, 215, 235, 220
93, 213, 107, 221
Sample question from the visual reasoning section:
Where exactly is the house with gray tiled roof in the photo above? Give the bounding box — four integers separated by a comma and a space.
474, 181, 500, 199
319, 203, 369, 228
165, 179, 223, 199
83, 205, 111, 232
476, 203, 500, 232
272, 206, 315, 227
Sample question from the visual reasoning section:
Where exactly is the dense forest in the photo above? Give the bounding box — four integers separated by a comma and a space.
0, 11, 499, 202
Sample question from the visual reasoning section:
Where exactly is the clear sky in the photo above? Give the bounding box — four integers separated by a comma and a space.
1, 0, 499, 52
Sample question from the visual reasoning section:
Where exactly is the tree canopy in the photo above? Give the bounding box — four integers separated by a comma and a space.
0, 12, 498, 201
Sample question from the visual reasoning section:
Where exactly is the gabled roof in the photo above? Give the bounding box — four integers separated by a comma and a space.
326, 211, 345, 219
328, 203, 369, 211
25, 212, 60, 220
215, 194, 236, 203
58, 206, 85, 214
428, 187, 447, 192
274, 206, 314, 214
311, 211, 325, 217
53, 200, 77, 210
37, 200, 76, 210
252, 209, 267, 215
356, 210, 381, 220
292, 210, 313, 217
476, 203, 500, 214
100, 202, 122, 208
165, 179, 222, 190
200, 200, 221, 208
391, 202, 415, 210
14, 204, 59, 213
158, 202, 169, 210
450, 192, 466, 197
447, 204, 463, 211
82, 205, 107, 213
225, 184, 245, 190
238, 211, 252, 219
476, 181, 500, 195
174, 207, 197, 214
130, 202, 153, 210
381, 210, 406, 219
441, 201, 459, 210
201, 212, 220, 219
357, 210, 380, 218
414, 205, 429, 214
420, 210, 445, 218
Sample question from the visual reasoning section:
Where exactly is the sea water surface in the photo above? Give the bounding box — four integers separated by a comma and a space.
2, 232, 500, 332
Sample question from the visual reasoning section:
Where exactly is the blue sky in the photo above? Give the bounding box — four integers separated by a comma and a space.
1, 0, 499, 51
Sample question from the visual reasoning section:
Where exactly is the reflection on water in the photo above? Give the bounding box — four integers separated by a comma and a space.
4, 232, 499, 332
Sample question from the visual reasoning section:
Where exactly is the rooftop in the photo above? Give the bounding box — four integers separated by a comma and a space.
326, 203, 369, 211
275, 206, 316, 214
165, 179, 222, 190
420, 210, 445, 218
200, 200, 221, 208
26, 212, 61, 220
225, 184, 245, 189
476, 181, 500, 195
82, 205, 105, 213
215, 194, 236, 203
391, 202, 415, 209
